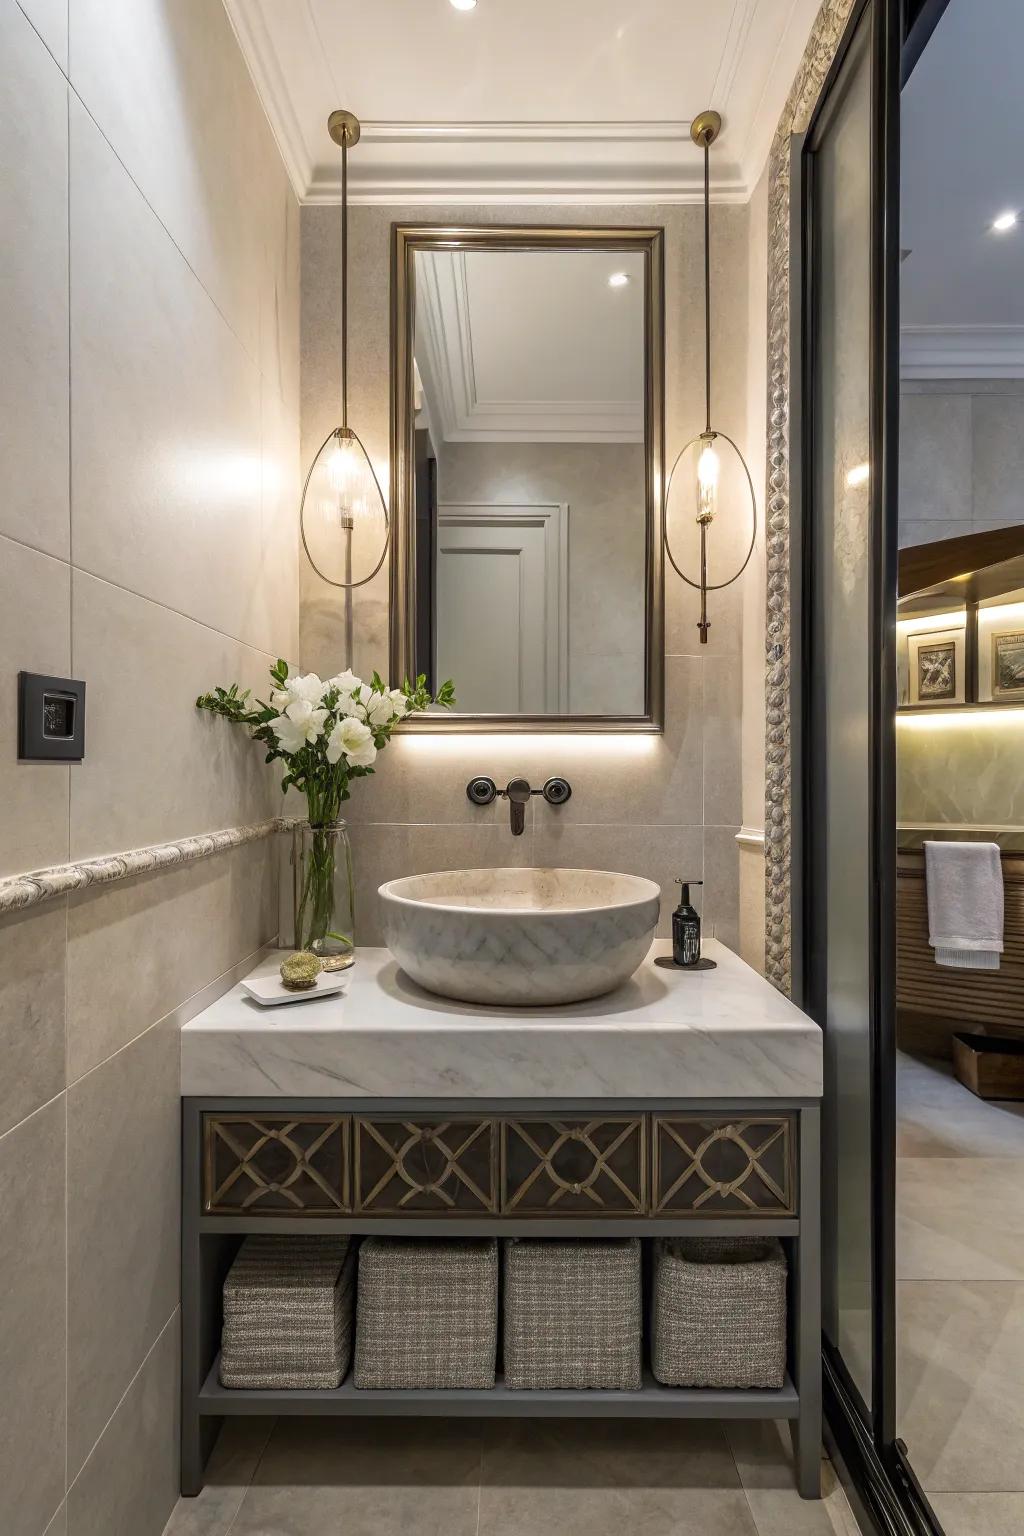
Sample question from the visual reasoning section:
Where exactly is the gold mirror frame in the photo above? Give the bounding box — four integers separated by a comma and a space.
390, 224, 665, 733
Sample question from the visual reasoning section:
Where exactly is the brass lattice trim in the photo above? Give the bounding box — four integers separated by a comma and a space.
203, 1114, 350, 1215
353, 1117, 499, 1215
651, 1115, 796, 1216
501, 1117, 647, 1215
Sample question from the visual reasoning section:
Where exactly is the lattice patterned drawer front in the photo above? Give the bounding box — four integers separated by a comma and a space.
502, 1117, 647, 1215
203, 1115, 350, 1215
652, 1116, 796, 1216
354, 1118, 498, 1215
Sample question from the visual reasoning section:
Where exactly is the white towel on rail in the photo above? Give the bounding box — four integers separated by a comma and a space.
923, 840, 1004, 970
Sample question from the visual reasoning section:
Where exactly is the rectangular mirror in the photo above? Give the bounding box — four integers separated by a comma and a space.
390, 226, 664, 731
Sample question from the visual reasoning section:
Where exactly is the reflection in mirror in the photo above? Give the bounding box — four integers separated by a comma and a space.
392, 230, 663, 729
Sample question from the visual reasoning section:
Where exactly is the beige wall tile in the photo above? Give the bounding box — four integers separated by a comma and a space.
899, 393, 972, 524
68, 0, 286, 361
0, 1096, 67, 1536
704, 823, 741, 949
260, 379, 301, 664
348, 821, 536, 947
531, 821, 702, 940
703, 655, 742, 827
738, 843, 766, 974
0, 902, 66, 1136
0, 1, 69, 560
973, 395, 1024, 527
17, 0, 67, 67
0, 536, 71, 875
70, 573, 282, 860
69, 102, 272, 651
68, 1311, 180, 1536
66, 1016, 180, 1477
42, 1499, 67, 1535
67, 839, 277, 1082
336, 656, 701, 831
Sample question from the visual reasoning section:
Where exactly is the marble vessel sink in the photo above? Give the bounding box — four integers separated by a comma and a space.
378, 867, 661, 1006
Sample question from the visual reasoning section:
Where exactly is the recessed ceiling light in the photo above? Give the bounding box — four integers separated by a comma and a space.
608, 272, 630, 288
992, 210, 1018, 233
449, 0, 477, 9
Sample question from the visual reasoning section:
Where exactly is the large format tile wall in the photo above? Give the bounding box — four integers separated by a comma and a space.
0, 3, 299, 1533
300, 200, 766, 960
899, 379, 1024, 547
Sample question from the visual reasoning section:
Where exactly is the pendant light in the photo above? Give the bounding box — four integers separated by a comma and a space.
299, 110, 389, 589
664, 109, 756, 644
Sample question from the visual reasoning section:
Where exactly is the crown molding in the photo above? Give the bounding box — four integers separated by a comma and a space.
901, 325, 1024, 380
222, 0, 314, 194
415, 251, 643, 443
225, 0, 819, 207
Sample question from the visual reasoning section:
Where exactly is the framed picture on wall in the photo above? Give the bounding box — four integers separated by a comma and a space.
907, 626, 966, 706
990, 629, 1024, 702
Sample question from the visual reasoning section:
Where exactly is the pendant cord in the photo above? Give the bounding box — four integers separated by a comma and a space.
703, 136, 711, 435
341, 139, 348, 430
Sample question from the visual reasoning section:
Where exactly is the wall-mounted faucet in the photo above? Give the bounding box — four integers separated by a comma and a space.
466, 776, 572, 836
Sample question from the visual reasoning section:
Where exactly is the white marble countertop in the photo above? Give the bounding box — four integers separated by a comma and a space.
180, 940, 821, 1101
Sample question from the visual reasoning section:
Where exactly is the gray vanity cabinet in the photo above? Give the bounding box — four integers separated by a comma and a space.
183, 1097, 820, 1501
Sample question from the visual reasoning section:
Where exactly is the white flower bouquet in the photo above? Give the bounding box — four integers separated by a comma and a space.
197, 660, 454, 960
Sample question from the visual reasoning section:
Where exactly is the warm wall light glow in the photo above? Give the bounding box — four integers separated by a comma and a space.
449, 0, 477, 9
398, 732, 659, 754
896, 608, 966, 635
696, 441, 720, 523
846, 461, 870, 488
978, 600, 1024, 626
897, 709, 1024, 729
992, 210, 1019, 233
607, 272, 630, 288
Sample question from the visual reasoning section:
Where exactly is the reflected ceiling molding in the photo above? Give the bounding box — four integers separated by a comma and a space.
415, 250, 644, 443
900, 325, 1024, 380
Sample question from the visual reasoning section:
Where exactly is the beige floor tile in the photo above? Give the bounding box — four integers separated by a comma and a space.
232, 1417, 481, 1535
897, 1053, 1024, 1159
898, 1158, 1024, 1281
479, 1417, 752, 1536
162, 1419, 274, 1536
929, 1492, 1024, 1536
897, 1280, 1024, 1491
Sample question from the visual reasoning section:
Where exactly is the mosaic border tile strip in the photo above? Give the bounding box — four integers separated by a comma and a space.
0, 816, 290, 915
763, 0, 856, 994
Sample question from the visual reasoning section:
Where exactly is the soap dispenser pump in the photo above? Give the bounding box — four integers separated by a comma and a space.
672, 879, 703, 967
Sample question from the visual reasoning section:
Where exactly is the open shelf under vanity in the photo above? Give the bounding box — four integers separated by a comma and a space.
181, 1093, 822, 1500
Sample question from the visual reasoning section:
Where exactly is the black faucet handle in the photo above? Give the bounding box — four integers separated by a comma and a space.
542, 776, 572, 806
466, 776, 497, 806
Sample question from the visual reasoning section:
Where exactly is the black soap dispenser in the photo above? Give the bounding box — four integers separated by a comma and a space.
672, 879, 703, 967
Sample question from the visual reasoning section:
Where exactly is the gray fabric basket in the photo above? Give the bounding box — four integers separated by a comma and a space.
220, 1234, 355, 1389
652, 1236, 787, 1389
503, 1238, 642, 1390
354, 1237, 498, 1390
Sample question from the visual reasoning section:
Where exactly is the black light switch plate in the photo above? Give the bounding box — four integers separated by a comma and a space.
18, 672, 86, 761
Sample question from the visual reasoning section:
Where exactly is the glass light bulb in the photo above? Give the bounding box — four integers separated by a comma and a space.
327, 438, 357, 494
696, 441, 720, 524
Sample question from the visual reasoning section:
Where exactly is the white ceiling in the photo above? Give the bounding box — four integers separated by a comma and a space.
901, 0, 1024, 378
415, 249, 645, 443
223, 0, 821, 204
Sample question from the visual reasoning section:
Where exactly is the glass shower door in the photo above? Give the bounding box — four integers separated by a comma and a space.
801, 0, 900, 1442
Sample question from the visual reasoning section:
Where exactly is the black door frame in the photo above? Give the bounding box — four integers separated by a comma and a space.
796, 0, 958, 1532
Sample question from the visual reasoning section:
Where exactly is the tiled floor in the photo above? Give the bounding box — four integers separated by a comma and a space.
897, 1051, 1024, 1533
162, 1416, 858, 1536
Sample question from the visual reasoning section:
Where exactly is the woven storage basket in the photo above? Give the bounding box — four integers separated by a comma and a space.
220, 1234, 355, 1389
503, 1238, 642, 1390
652, 1236, 787, 1389
354, 1237, 498, 1389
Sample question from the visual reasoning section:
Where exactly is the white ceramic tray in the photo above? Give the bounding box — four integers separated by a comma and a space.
241, 970, 349, 1008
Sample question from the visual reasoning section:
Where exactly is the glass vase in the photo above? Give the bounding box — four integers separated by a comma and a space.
293, 820, 355, 970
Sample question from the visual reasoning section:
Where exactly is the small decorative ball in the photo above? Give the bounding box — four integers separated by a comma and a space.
280, 950, 321, 991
